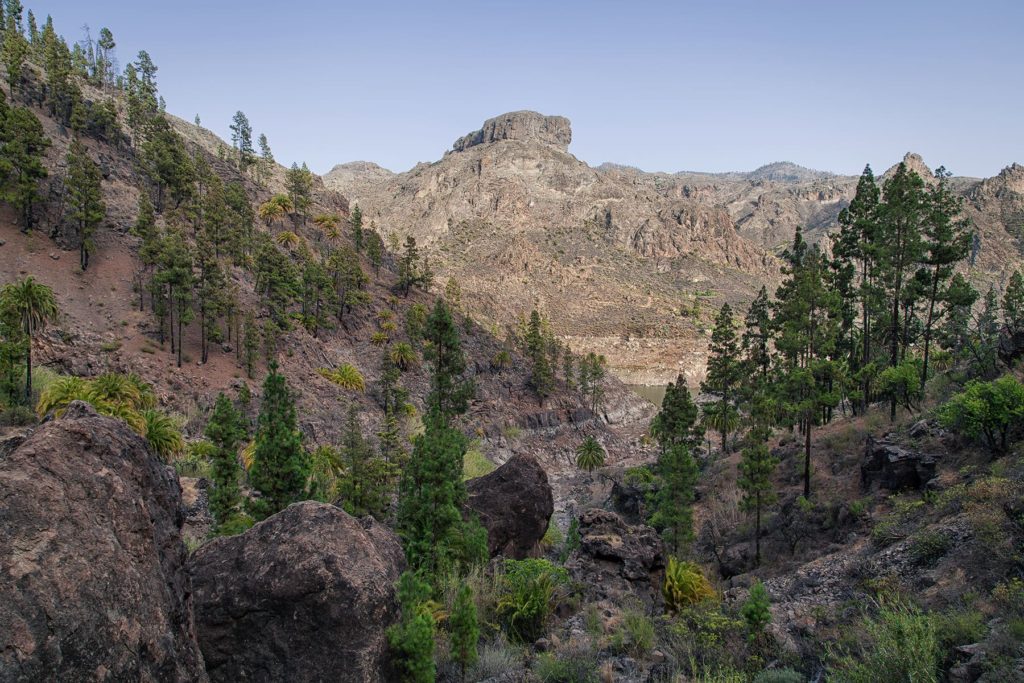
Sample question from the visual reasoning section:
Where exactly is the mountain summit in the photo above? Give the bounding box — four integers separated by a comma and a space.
448, 111, 572, 154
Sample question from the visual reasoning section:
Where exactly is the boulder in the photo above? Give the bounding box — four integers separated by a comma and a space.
189, 501, 405, 682
467, 454, 554, 559
565, 508, 666, 608
861, 436, 937, 492
0, 401, 207, 681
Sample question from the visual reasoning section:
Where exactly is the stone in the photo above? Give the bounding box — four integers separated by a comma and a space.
565, 508, 666, 608
466, 454, 554, 559
189, 501, 404, 683
49, 252, 59, 260
450, 111, 572, 153
861, 436, 938, 492
0, 401, 207, 681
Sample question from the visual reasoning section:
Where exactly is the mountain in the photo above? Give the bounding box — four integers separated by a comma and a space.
326, 112, 778, 385
327, 112, 1024, 384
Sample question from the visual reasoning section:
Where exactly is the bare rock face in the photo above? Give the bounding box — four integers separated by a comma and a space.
0, 401, 207, 681
189, 501, 405, 683
450, 111, 572, 153
466, 454, 554, 558
861, 436, 938, 492
565, 508, 666, 608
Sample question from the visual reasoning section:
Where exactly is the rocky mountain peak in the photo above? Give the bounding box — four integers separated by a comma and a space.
449, 111, 572, 154
746, 161, 832, 183
881, 152, 934, 182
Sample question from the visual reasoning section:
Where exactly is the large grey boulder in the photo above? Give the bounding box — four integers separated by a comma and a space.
189, 501, 405, 682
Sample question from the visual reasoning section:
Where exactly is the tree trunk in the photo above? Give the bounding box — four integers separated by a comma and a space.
177, 310, 183, 368
754, 492, 762, 567
921, 271, 940, 392
804, 419, 812, 499
23, 329, 32, 404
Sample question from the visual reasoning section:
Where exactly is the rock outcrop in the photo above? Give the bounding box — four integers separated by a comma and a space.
860, 436, 938, 492
0, 401, 207, 681
189, 501, 405, 683
565, 508, 666, 608
467, 454, 554, 558
450, 110, 572, 153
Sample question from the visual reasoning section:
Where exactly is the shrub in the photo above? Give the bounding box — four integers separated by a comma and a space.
909, 529, 951, 566
938, 375, 1024, 455
0, 404, 36, 426
610, 606, 656, 657
471, 637, 523, 680
389, 342, 417, 370
828, 599, 939, 683
533, 648, 598, 683
663, 557, 716, 613
877, 359, 924, 414
496, 558, 569, 643
462, 442, 496, 480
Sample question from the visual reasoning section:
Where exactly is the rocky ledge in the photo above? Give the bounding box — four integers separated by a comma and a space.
449, 110, 572, 153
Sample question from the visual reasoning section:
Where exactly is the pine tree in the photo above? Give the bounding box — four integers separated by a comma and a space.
205, 392, 247, 531
1004, 270, 1024, 336
285, 162, 313, 223
387, 572, 436, 683
337, 404, 393, 518
256, 133, 273, 185
423, 299, 473, 422
241, 312, 260, 378
366, 228, 384, 275
229, 110, 254, 170
0, 95, 50, 231
578, 352, 607, 414
65, 138, 106, 271
526, 310, 554, 406
350, 204, 364, 252
737, 397, 778, 566
773, 229, 841, 498
918, 168, 972, 389
650, 443, 699, 556
877, 162, 928, 417
701, 303, 742, 451
651, 375, 703, 455
398, 235, 422, 296
248, 362, 308, 520
1, 5, 29, 93
449, 584, 479, 682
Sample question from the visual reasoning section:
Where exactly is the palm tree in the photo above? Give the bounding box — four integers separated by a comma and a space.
36, 375, 90, 417
141, 409, 184, 460
257, 194, 293, 227
0, 276, 59, 403
274, 230, 302, 250
88, 372, 143, 409
575, 435, 606, 473
313, 213, 341, 242
317, 363, 365, 393
389, 342, 418, 370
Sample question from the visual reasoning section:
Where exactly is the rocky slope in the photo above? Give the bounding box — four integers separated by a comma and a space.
327, 114, 1024, 384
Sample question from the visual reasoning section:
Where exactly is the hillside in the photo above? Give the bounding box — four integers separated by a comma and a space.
327, 114, 1024, 384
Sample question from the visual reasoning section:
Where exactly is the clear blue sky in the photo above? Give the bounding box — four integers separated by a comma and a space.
35, 0, 1024, 177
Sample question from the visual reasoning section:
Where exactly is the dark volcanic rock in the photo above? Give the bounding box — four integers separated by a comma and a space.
861, 436, 938, 492
565, 508, 666, 608
467, 454, 554, 559
189, 501, 405, 683
0, 401, 207, 681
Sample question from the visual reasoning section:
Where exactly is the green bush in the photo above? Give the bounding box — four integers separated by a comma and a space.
828, 599, 939, 683
741, 581, 772, 641
610, 605, 656, 657
496, 558, 568, 643
533, 650, 598, 683
909, 529, 951, 566
938, 375, 1024, 455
